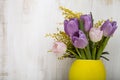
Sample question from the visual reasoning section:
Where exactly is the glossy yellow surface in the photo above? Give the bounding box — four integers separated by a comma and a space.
69, 60, 106, 80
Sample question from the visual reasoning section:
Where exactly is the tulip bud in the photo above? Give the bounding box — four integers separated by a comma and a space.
71, 30, 88, 48
51, 41, 67, 54
89, 27, 103, 42
101, 20, 117, 37
64, 18, 79, 36
80, 14, 92, 32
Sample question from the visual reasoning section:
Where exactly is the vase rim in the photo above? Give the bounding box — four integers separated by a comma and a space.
75, 59, 101, 61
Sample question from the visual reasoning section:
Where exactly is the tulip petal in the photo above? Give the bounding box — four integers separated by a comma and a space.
101, 20, 117, 37
80, 14, 92, 32
89, 27, 103, 42
71, 30, 88, 48
52, 41, 67, 54
64, 20, 69, 35
64, 18, 79, 36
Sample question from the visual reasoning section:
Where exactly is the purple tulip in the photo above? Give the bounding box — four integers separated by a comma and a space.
64, 18, 79, 36
71, 30, 88, 48
80, 14, 92, 32
101, 20, 117, 37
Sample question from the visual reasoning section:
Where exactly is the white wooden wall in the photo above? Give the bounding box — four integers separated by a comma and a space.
0, 0, 120, 80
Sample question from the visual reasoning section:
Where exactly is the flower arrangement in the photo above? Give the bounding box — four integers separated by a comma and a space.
46, 7, 117, 60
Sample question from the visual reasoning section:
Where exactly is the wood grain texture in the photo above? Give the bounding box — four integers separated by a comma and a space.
0, 0, 120, 80
106, 0, 113, 5
0, 0, 8, 80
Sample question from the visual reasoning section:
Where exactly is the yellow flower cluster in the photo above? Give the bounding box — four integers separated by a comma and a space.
59, 6, 82, 19
94, 20, 104, 28
46, 29, 76, 59
46, 29, 73, 48
94, 18, 112, 28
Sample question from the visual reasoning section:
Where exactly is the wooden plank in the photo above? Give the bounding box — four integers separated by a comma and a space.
0, 0, 8, 80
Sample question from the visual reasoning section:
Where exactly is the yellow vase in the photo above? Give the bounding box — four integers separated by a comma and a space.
69, 60, 106, 80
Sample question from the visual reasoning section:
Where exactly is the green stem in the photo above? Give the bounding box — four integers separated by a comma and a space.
79, 20, 84, 31
85, 32, 92, 59
75, 48, 81, 58
84, 47, 91, 59
92, 47, 96, 60
96, 37, 110, 59
86, 45, 92, 59
92, 42, 96, 59
67, 49, 80, 59
80, 49, 86, 59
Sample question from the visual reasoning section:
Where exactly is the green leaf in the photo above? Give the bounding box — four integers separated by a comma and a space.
102, 52, 110, 55
100, 56, 109, 61
96, 37, 110, 59
84, 45, 92, 59
67, 49, 80, 59
80, 49, 86, 59
90, 12, 94, 26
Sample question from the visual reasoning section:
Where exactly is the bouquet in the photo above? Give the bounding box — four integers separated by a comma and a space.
46, 7, 117, 60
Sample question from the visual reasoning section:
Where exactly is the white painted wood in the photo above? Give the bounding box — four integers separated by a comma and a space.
0, 0, 120, 80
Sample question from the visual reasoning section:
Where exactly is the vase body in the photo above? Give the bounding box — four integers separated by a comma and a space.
69, 60, 106, 80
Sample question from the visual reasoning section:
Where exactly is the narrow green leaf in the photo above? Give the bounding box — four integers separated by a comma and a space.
75, 48, 82, 58
102, 52, 110, 55
90, 12, 94, 25
67, 49, 80, 59
80, 49, 86, 59
84, 46, 92, 59
100, 56, 109, 61
96, 37, 110, 59
92, 47, 96, 60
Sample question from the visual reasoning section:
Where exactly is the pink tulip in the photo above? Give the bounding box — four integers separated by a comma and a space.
89, 27, 103, 42
51, 41, 67, 54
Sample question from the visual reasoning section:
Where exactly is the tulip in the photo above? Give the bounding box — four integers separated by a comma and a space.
89, 27, 103, 42
64, 18, 79, 36
101, 20, 117, 37
51, 41, 67, 54
80, 14, 92, 32
71, 30, 88, 48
